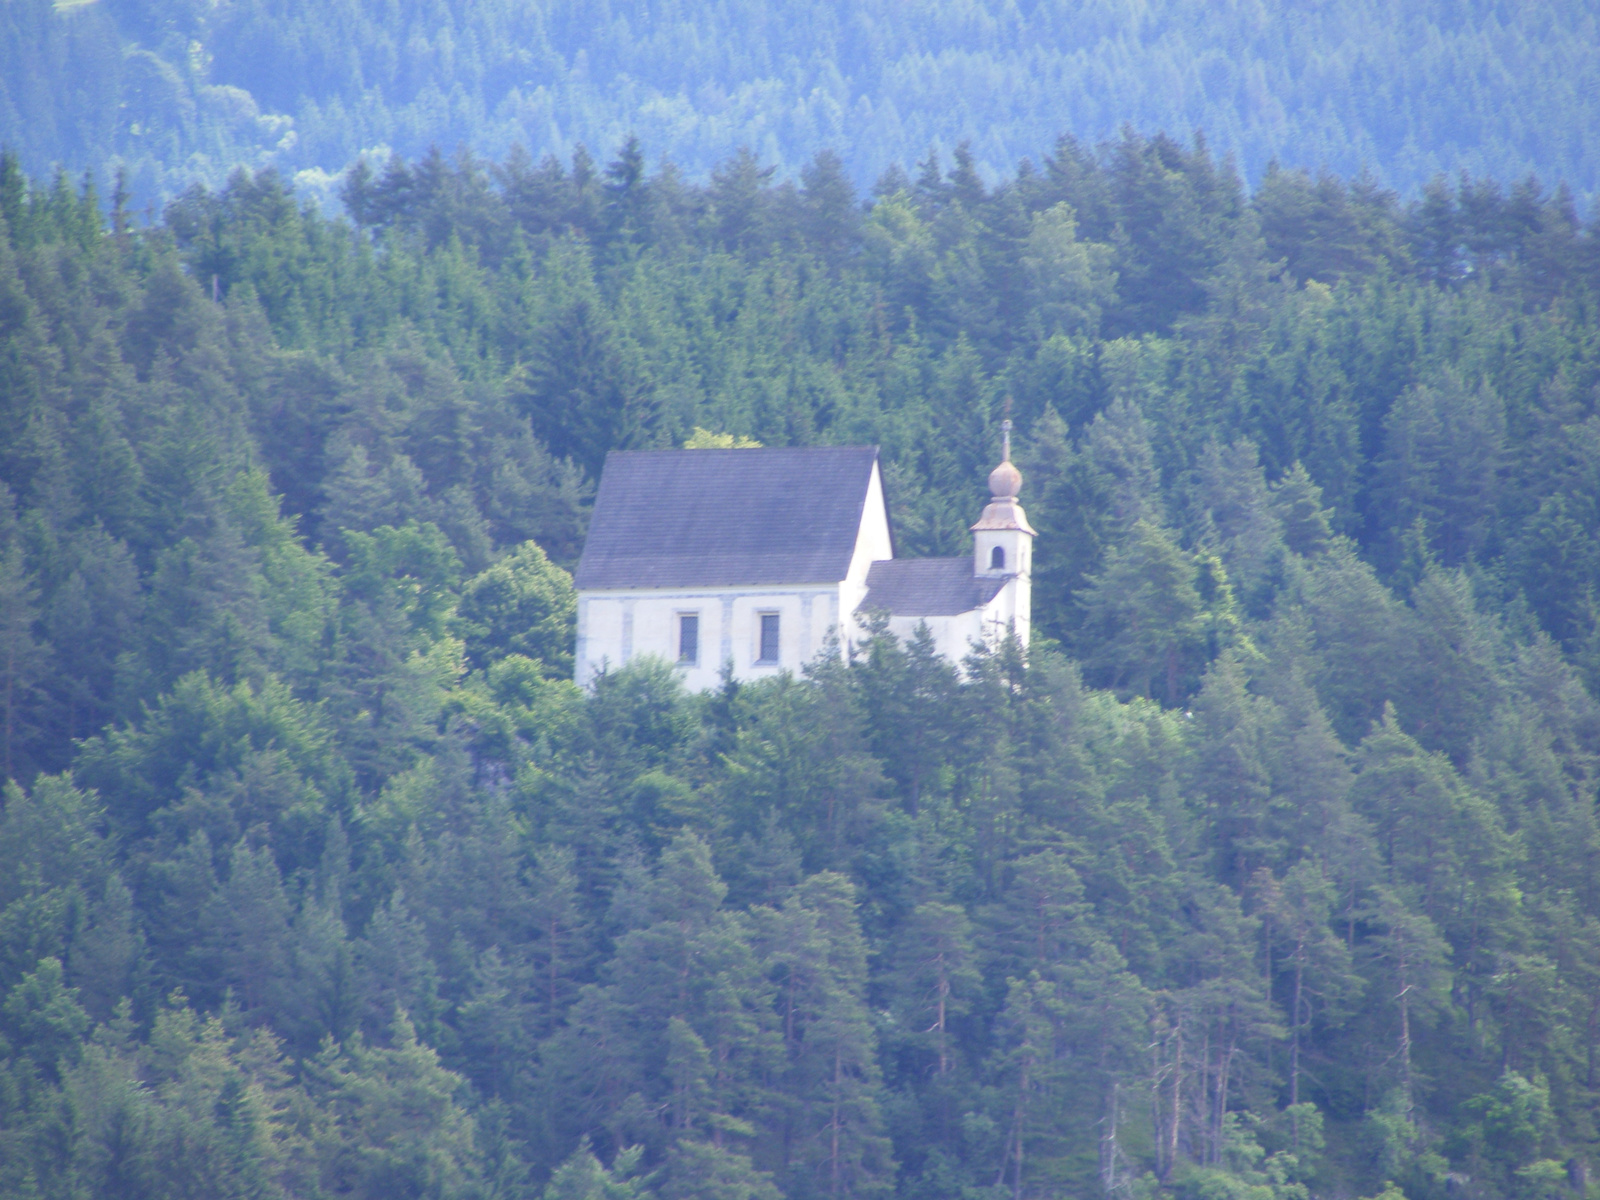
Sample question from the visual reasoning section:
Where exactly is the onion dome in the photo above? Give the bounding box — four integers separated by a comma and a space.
971, 432, 1037, 536
988, 458, 1022, 499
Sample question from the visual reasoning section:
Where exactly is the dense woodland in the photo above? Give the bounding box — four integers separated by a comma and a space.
3, 130, 1600, 1200
4, 0, 1600, 210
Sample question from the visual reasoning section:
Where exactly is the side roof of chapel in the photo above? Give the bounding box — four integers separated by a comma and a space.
574, 445, 883, 591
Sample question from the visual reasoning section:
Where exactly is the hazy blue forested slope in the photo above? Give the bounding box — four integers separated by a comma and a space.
3, 0, 1599, 209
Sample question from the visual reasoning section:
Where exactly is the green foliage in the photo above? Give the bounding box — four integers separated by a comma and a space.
456, 541, 577, 677
1, 140, 1600, 1200
684, 429, 764, 449
2, 957, 89, 1077
1078, 520, 1210, 703
544, 1139, 652, 1200
75, 670, 343, 847
306, 1009, 484, 1199
343, 521, 464, 642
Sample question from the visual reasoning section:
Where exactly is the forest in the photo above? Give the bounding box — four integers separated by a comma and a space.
2, 128, 1600, 1200
4, 0, 1600, 212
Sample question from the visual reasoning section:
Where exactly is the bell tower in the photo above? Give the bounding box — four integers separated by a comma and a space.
972, 415, 1037, 582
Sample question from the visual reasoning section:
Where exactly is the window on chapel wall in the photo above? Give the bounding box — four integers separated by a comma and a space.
990, 545, 1006, 570
678, 613, 699, 664
757, 612, 780, 664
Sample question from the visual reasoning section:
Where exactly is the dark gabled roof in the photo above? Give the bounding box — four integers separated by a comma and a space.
860, 558, 1005, 617
575, 446, 881, 590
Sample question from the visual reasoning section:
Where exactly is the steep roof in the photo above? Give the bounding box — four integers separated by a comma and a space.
860, 558, 1006, 617
575, 446, 881, 590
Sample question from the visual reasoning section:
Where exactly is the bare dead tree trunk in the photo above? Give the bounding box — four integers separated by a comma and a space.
1291, 937, 1306, 1150
999, 1041, 1031, 1200
1168, 1020, 1183, 1174
1396, 933, 1415, 1124
1214, 1032, 1237, 1167
1587, 994, 1599, 1089
1100, 1081, 1122, 1197
935, 949, 950, 1075
3, 634, 15, 780
1013, 1082, 1026, 1200
831, 1046, 843, 1200
548, 915, 561, 1015
1150, 1032, 1166, 1181
1347, 882, 1357, 950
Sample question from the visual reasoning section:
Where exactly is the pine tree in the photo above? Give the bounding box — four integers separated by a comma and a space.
357, 890, 442, 1045
1374, 374, 1505, 569
0, 546, 47, 782
1269, 463, 1334, 559
1188, 651, 1276, 883
307, 1009, 485, 1199
543, 1139, 652, 1200
217, 839, 293, 1019
1, 956, 89, 1080
887, 902, 978, 1077
763, 872, 893, 1199
67, 873, 145, 1023
1078, 520, 1207, 703
528, 845, 589, 1032
799, 151, 860, 270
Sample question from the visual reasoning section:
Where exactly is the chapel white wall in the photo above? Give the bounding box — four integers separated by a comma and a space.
985, 574, 1031, 648
839, 462, 894, 644
883, 575, 1030, 666
885, 611, 985, 663
577, 584, 841, 691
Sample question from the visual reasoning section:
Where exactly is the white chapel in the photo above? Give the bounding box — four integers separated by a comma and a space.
572, 435, 1036, 689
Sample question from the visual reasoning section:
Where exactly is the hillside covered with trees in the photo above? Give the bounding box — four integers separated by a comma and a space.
4, 0, 1600, 209
2, 132, 1600, 1199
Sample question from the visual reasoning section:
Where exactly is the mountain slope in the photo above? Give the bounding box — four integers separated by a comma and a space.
4, 0, 1599, 206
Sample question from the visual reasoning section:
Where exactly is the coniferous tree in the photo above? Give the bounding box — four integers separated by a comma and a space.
306, 1009, 485, 1199
0, 547, 47, 782
1079, 520, 1208, 703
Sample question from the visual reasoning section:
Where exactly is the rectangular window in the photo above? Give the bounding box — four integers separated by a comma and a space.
757, 612, 780, 664
678, 613, 699, 665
